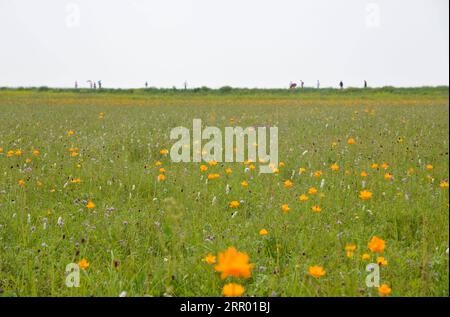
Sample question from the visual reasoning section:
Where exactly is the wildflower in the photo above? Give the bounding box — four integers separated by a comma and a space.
272, 168, 279, 174
347, 138, 356, 145
311, 205, 321, 213
381, 163, 389, 170
155, 161, 163, 166
208, 160, 218, 166
308, 187, 318, 195
440, 181, 449, 189
25, 158, 32, 163
281, 204, 290, 213
330, 163, 340, 171
78, 258, 90, 270
361, 171, 368, 177
7, 150, 14, 157
67, 130, 75, 136
200, 164, 208, 172
86, 200, 96, 209
359, 190, 373, 200
426, 164, 433, 170
345, 243, 357, 258
313, 171, 323, 178
222, 283, 245, 297
368, 236, 385, 253
214, 247, 253, 280
249, 164, 256, 170
207, 173, 220, 180
284, 180, 293, 188
229, 201, 240, 208
308, 266, 326, 278
160, 149, 169, 155
159, 167, 166, 173
18, 179, 25, 187
0, 147, 2, 153
371, 163, 378, 169
15, 150, 22, 156
225, 168, 232, 174
384, 173, 393, 181
377, 256, 388, 266
259, 229, 269, 236
299, 167, 306, 174
70, 178, 81, 184
158, 174, 166, 181
240, 180, 248, 187
299, 194, 309, 202
378, 284, 392, 297
33, 149, 40, 156
279, 162, 285, 167
361, 253, 371, 261
204, 254, 216, 264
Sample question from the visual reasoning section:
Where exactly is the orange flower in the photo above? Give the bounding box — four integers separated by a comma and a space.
313, 171, 323, 178
160, 149, 169, 155
208, 160, 218, 166
378, 284, 392, 297
384, 173, 393, 181
229, 201, 240, 208
158, 174, 166, 181
359, 190, 373, 200
279, 162, 285, 167
222, 283, 245, 297
7, 150, 14, 157
200, 164, 208, 172
368, 236, 385, 253
0, 147, 3, 153
361, 171, 368, 177
440, 181, 449, 189
240, 180, 249, 187
207, 173, 220, 180
78, 258, 90, 270
371, 163, 379, 169
361, 253, 371, 261
86, 200, 96, 209
225, 168, 233, 174
259, 229, 268, 236
299, 194, 309, 202
284, 180, 293, 188
281, 204, 290, 213
347, 138, 356, 145
426, 164, 433, 170
376, 256, 388, 266
18, 179, 25, 187
159, 167, 166, 173
33, 149, 40, 156
381, 163, 389, 170
308, 187, 318, 195
204, 254, 216, 264
15, 150, 22, 156
308, 265, 326, 278
330, 163, 340, 171
311, 205, 321, 213
214, 247, 253, 280
70, 178, 81, 184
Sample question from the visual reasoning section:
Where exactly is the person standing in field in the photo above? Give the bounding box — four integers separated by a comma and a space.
364, 80, 368, 88
98, 80, 102, 89
145, 81, 148, 88
75, 81, 78, 89
339, 81, 344, 89
317, 80, 320, 89
300, 81, 304, 89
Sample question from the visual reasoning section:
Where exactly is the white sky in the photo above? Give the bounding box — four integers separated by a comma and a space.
0, 0, 448, 88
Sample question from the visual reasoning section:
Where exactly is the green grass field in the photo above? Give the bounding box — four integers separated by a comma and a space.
0, 87, 448, 297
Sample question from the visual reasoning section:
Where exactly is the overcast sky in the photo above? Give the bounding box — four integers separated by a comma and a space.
0, 0, 448, 88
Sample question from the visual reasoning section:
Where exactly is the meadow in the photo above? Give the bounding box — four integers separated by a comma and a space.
0, 87, 448, 297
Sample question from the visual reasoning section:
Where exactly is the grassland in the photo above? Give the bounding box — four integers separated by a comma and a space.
0, 87, 448, 297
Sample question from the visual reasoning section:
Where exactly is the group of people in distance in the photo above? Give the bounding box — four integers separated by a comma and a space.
74, 80, 102, 89
290, 80, 368, 89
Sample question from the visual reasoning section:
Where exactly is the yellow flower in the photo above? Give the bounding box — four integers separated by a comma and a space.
378, 284, 392, 297
7, 150, 14, 157
204, 254, 216, 264
0, 147, 3, 153
158, 174, 166, 181
311, 205, 321, 213
368, 236, 386, 253
440, 181, 449, 189
313, 171, 323, 178
272, 168, 279, 174
330, 163, 340, 171
207, 173, 220, 180
371, 163, 378, 169
345, 243, 357, 252
426, 164, 433, 170
361, 253, 371, 261
200, 164, 208, 172
281, 204, 290, 213
347, 138, 356, 145
67, 130, 75, 136
284, 180, 293, 188
308, 187, 318, 195
240, 180, 249, 187
70, 178, 81, 184
159, 167, 166, 173
208, 160, 218, 166
160, 149, 169, 155
78, 258, 90, 270
279, 162, 285, 167
86, 200, 96, 209
222, 283, 245, 297
33, 149, 40, 156
359, 190, 373, 200
361, 171, 368, 177
299, 194, 309, 202
308, 265, 326, 278
259, 229, 269, 236
249, 164, 256, 170
384, 173, 393, 181
214, 247, 253, 280
25, 158, 32, 163
299, 167, 306, 174
377, 256, 388, 266
155, 161, 163, 166
225, 168, 233, 174
381, 163, 389, 170
229, 201, 240, 208
18, 179, 26, 187
15, 150, 22, 156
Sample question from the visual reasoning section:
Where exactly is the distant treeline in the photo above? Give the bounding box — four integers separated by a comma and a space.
0, 85, 448, 96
